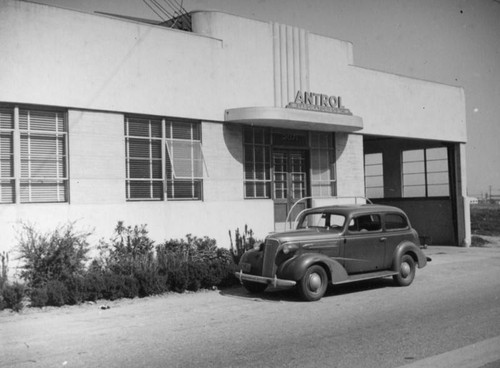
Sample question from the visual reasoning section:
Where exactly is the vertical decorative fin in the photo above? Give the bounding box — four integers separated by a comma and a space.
273, 23, 310, 107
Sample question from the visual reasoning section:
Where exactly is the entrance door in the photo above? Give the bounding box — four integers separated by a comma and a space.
273, 150, 308, 231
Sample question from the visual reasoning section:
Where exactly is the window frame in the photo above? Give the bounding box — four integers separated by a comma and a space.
125, 115, 203, 201
243, 128, 337, 200
364, 152, 384, 199
402, 147, 450, 198
0, 106, 15, 203
0, 104, 68, 204
243, 126, 271, 199
165, 120, 203, 200
310, 132, 336, 197
384, 213, 409, 231
125, 116, 164, 201
347, 214, 383, 233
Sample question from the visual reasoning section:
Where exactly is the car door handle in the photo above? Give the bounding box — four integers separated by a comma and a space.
379, 237, 387, 242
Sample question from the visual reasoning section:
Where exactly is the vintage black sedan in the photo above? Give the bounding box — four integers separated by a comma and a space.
236, 204, 429, 301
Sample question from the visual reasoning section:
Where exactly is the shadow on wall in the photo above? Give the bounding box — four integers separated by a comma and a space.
335, 133, 349, 159
223, 123, 244, 164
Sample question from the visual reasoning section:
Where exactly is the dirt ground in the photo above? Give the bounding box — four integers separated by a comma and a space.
2, 245, 500, 368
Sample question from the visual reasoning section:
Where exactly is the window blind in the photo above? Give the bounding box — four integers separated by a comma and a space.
0, 107, 14, 203
125, 117, 163, 200
19, 109, 67, 203
125, 116, 203, 201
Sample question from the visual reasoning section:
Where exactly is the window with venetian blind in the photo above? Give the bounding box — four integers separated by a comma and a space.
0, 105, 67, 204
0, 107, 14, 203
125, 116, 203, 201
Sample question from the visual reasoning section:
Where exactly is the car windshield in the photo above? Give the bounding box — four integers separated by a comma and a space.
297, 212, 346, 232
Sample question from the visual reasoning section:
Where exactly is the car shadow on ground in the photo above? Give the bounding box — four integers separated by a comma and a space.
220, 277, 396, 303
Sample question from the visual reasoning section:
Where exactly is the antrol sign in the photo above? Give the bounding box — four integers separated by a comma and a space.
287, 91, 352, 115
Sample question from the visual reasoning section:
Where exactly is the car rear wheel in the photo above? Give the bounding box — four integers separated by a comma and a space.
242, 280, 267, 293
393, 254, 416, 286
298, 265, 328, 301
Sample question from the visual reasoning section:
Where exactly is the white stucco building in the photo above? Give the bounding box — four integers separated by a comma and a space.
0, 0, 469, 252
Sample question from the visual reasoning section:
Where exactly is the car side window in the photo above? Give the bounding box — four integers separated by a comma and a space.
348, 214, 382, 233
298, 213, 326, 228
297, 213, 346, 230
385, 213, 408, 230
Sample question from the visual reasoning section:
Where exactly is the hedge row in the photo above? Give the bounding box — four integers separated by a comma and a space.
0, 222, 257, 311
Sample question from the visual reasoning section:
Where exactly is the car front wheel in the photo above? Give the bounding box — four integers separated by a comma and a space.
298, 265, 328, 301
393, 254, 416, 286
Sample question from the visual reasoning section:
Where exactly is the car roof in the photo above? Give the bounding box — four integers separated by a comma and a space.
302, 204, 406, 217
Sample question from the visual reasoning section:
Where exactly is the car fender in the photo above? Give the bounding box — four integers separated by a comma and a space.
391, 241, 427, 271
277, 253, 349, 283
239, 249, 264, 275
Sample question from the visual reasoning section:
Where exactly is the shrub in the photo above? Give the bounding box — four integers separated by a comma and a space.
81, 268, 106, 302
157, 235, 239, 292
16, 222, 91, 288
79, 269, 141, 301
30, 287, 49, 308
100, 273, 139, 300
99, 222, 155, 276
471, 204, 500, 236
9, 221, 245, 309
46, 280, 69, 307
0, 252, 8, 290
98, 222, 160, 298
2, 282, 25, 312
64, 275, 87, 305
133, 255, 168, 297
229, 225, 260, 264
471, 235, 490, 248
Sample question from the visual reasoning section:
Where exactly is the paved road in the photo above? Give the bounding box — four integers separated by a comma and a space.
1, 246, 500, 368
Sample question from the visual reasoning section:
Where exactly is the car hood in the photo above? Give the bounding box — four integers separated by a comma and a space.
266, 228, 342, 244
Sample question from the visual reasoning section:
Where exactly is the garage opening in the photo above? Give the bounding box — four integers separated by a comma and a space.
363, 136, 462, 245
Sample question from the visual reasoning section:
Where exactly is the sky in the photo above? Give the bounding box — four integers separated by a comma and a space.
26, 0, 500, 197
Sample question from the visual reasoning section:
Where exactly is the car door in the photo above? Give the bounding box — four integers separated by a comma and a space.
298, 212, 345, 259
343, 214, 386, 274
382, 212, 412, 268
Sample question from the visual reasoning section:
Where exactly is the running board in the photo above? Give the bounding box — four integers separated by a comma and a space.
333, 270, 398, 285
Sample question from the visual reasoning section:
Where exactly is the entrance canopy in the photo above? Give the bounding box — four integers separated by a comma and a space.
225, 107, 363, 132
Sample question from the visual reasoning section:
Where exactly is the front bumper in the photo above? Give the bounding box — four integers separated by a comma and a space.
235, 270, 297, 288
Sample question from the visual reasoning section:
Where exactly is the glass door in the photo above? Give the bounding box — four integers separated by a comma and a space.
273, 150, 308, 231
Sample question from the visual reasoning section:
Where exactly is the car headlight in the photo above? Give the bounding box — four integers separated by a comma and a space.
282, 243, 299, 254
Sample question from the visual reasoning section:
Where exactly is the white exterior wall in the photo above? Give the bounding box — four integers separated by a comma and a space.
335, 133, 365, 197
345, 67, 467, 142
308, 34, 466, 144
191, 11, 275, 109
0, 2, 468, 253
460, 143, 471, 247
202, 122, 244, 202
0, 108, 275, 249
68, 111, 125, 204
0, 2, 467, 141
0, 1, 225, 120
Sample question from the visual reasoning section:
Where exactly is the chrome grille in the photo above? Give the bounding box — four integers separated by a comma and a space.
262, 239, 280, 278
